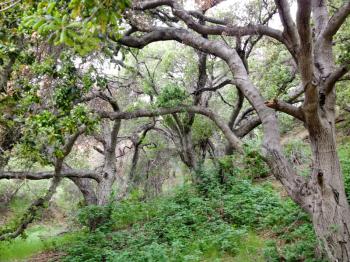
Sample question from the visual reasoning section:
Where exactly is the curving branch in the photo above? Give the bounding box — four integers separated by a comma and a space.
324, 64, 350, 94
132, 0, 286, 45
322, 1, 350, 40
192, 79, 234, 95
265, 99, 305, 121
96, 105, 243, 153
0, 128, 84, 241
274, 0, 299, 49
0, 169, 100, 182
0, 176, 61, 241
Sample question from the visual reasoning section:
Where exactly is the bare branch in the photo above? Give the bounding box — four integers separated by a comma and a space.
132, 0, 286, 44
265, 99, 305, 121
322, 1, 350, 40
274, 0, 299, 49
0, 169, 100, 182
96, 106, 243, 152
192, 79, 234, 95
325, 64, 350, 94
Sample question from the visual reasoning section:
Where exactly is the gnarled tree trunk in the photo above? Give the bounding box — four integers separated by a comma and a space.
307, 124, 350, 261
113, 0, 350, 259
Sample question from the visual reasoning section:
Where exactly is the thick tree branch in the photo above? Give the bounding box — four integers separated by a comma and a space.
296, 0, 313, 84
234, 116, 261, 138
228, 89, 244, 130
265, 99, 305, 121
132, 0, 286, 45
322, 1, 350, 40
275, 0, 299, 49
0, 169, 100, 182
96, 106, 243, 152
325, 64, 350, 94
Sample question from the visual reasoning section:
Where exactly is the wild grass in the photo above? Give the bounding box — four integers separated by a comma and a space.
0, 225, 78, 261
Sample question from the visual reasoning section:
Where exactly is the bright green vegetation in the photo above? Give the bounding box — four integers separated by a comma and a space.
1, 1, 350, 260
60, 165, 323, 262
232, 232, 265, 262
4, 137, 349, 261
0, 225, 78, 261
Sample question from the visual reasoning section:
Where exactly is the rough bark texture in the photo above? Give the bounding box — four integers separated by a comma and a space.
115, 0, 350, 259
308, 128, 350, 261
96, 119, 120, 206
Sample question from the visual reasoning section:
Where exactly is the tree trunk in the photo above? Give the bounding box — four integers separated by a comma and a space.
96, 175, 114, 206
88, 174, 115, 231
308, 127, 350, 261
70, 178, 98, 206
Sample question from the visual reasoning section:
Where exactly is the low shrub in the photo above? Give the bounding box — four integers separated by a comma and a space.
62, 167, 322, 261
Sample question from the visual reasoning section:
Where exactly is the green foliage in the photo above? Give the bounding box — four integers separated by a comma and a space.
156, 83, 189, 108
191, 115, 216, 144
242, 142, 270, 179
9, 52, 100, 164
338, 143, 350, 202
0, 225, 79, 261
63, 187, 246, 261
251, 45, 298, 100
61, 165, 321, 262
17, 104, 97, 164
21, 0, 130, 55
77, 202, 115, 231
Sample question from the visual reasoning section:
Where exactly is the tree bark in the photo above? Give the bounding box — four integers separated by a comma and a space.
70, 178, 98, 206
96, 175, 115, 206
116, 1, 350, 259
306, 125, 350, 261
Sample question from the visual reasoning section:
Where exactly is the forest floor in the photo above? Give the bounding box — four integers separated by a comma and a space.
2, 229, 266, 261
0, 224, 76, 262
3, 125, 349, 261
27, 251, 64, 262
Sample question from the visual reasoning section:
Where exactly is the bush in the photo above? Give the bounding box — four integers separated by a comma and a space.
61, 166, 324, 262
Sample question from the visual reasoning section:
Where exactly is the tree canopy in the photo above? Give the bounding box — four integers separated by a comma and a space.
1, 0, 350, 261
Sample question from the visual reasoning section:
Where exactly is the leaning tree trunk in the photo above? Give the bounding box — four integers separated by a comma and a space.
308, 125, 350, 261
70, 178, 98, 206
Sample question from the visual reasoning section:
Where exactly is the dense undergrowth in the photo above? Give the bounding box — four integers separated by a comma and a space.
2, 140, 350, 261
61, 163, 324, 262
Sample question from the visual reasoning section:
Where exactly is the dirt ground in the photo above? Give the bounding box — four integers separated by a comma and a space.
27, 251, 65, 262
